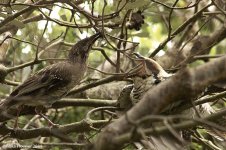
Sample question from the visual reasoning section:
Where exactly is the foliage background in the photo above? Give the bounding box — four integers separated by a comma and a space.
0, 0, 226, 149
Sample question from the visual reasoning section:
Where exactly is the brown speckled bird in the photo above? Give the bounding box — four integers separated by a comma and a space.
118, 53, 226, 149
0, 32, 101, 122
130, 52, 171, 104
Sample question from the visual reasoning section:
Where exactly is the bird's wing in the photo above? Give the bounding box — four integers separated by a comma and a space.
117, 84, 133, 109
10, 62, 72, 98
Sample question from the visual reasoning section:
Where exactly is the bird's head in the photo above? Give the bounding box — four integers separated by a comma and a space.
69, 32, 102, 63
133, 52, 171, 82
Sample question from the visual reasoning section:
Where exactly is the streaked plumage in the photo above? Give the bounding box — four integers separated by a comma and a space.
130, 53, 171, 104
0, 32, 101, 113
118, 53, 226, 149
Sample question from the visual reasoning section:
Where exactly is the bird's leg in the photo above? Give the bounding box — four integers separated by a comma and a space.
14, 105, 23, 129
35, 106, 59, 127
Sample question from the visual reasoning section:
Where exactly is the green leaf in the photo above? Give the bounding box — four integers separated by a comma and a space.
132, 31, 149, 37
60, 14, 67, 21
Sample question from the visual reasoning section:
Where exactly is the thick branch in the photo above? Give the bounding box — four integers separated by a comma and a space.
0, 99, 117, 122
0, 119, 109, 140
114, 108, 226, 145
93, 54, 226, 150
53, 98, 117, 108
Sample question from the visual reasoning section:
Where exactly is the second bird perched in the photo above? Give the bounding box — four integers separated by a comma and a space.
118, 53, 226, 149
0, 32, 102, 119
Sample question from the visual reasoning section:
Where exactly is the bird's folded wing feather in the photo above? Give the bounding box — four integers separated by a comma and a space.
10, 63, 72, 98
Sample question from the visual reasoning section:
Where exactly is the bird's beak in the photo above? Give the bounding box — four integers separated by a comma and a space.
133, 52, 145, 59
87, 32, 102, 48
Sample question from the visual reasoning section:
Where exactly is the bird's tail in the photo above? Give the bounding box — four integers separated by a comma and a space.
0, 97, 14, 118
0, 98, 8, 112
134, 134, 188, 150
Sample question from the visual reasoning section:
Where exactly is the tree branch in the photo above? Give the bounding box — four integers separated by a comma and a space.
93, 54, 226, 150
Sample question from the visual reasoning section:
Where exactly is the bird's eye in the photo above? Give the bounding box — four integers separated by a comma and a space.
141, 75, 148, 79
154, 79, 161, 84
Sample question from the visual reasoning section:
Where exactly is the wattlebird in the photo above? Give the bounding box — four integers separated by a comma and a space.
130, 52, 171, 104
117, 52, 172, 112
117, 53, 225, 149
0, 32, 101, 125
